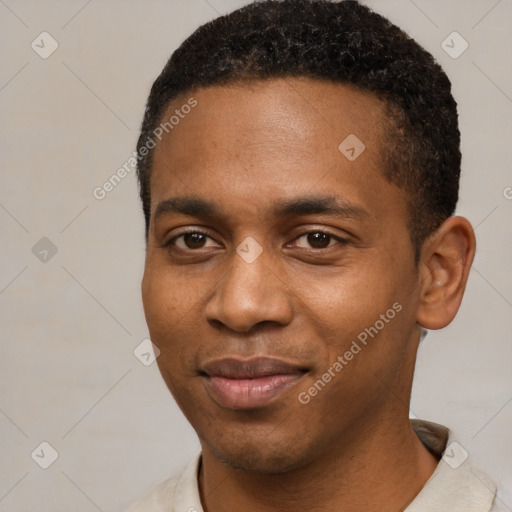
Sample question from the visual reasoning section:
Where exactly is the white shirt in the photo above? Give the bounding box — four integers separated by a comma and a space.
127, 419, 500, 511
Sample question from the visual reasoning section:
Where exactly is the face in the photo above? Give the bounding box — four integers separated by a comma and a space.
142, 78, 423, 473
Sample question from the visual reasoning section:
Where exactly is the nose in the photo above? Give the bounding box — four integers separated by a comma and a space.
205, 249, 294, 333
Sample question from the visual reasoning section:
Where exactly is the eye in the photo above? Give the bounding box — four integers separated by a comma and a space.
292, 231, 345, 249
166, 231, 219, 250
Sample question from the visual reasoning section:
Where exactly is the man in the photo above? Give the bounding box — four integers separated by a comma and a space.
128, 0, 499, 510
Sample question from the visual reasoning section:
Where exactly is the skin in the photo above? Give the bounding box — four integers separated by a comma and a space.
142, 78, 476, 512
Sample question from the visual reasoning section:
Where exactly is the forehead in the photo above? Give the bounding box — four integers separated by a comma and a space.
154, 78, 387, 160
150, 78, 401, 221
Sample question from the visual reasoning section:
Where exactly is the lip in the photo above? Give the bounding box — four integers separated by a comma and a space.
200, 357, 308, 409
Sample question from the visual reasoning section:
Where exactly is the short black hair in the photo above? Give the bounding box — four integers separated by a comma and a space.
136, 0, 460, 258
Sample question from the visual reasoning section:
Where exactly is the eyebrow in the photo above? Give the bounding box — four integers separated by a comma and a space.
153, 195, 368, 223
272, 196, 367, 219
154, 196, 218, 222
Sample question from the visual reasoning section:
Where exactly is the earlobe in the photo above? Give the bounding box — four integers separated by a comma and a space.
416, 216, 476, 330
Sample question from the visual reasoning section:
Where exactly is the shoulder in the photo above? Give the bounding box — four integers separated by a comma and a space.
125, 452, 202, 512
125, 473, 181, 512
407, 420, 498, 512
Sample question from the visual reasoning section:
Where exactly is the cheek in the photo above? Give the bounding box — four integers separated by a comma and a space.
142, 261, 212, 377
292, 260, 400, 333
142, 260, 197, 334
142, 270, 172, 336
298, 260, 415, 385
143, 274, 199, 406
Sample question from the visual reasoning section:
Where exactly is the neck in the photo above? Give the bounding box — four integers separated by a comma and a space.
198, 413, 438, 512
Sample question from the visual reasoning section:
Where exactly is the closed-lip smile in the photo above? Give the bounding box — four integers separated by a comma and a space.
200, 357, 308, 409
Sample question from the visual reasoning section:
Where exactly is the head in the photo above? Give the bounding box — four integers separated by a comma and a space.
137, 0, 461, 258
138, 0, 475, 473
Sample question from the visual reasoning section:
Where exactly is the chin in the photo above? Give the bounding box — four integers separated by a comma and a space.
213, 446, 313, 474
200, 423, 317, 474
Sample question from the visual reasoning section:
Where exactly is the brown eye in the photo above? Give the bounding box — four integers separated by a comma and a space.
294, 231, 338, 249
183, 233, 207, 249
168, 231, 218, 250
306, 232, 331, 248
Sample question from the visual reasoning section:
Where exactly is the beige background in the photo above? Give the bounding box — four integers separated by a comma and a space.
1, 0, 511, 510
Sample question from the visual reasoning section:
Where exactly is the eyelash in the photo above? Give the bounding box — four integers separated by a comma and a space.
163, 229, 348, 251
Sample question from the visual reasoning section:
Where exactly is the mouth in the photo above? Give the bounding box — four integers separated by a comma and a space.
200, 357, 308, 410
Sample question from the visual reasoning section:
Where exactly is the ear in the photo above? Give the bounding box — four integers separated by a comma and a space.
416, 216, 476, 330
